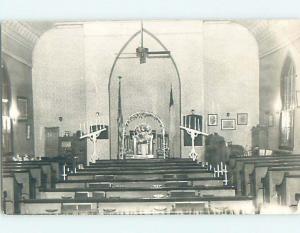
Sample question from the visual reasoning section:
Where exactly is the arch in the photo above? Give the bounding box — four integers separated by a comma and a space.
108, 28, 182, 159
120, 111, 166, 158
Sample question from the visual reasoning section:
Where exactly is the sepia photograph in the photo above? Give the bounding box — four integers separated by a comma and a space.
1, 19, 300, 215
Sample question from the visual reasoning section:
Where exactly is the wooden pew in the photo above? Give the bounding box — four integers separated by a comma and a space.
2, 174, 22, 214
247, 162, 300, 204
38, 157, 67, 180
38, 185, 236, 200
262, 166, 300, 205
3, 169, 36, 199
229, 155, 300, 195
4, 161, 58, 188
68, 169, 214, 181
276, 174, 300, 206
240, 158, 300, 196
3, 165, 47, 191
19, 196, 254, 215
56, 177, 225, 189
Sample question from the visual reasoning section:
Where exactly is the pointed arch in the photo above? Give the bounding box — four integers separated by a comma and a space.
108, 28, 182, 159
279, 53, 296, 150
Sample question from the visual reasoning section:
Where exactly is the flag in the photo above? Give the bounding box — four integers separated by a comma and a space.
169, 85, 176, 157
117, 76, 123, 158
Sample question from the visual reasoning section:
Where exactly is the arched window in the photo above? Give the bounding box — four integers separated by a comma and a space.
1, 63, 13, 156
279, 56, 296, 150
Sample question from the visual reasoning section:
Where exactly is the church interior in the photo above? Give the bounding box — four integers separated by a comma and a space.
1, 20, 300, 215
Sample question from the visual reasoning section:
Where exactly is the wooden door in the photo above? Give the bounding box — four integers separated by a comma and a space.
45, 127, 59, 157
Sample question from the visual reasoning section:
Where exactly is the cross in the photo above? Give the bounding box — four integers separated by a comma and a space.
180, 125, 208, 161
80, 127, 107, 164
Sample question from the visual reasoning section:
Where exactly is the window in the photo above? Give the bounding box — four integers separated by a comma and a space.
1, 64, 13, 155
279, 56, 296, 150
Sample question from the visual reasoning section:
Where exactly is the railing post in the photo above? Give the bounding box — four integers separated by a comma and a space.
62, 162, 67, 181
223, 164, 228, 186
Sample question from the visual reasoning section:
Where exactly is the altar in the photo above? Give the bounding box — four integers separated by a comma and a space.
120, 111, 169, 159
133, 134, 154, 158
131, 124, 154, 158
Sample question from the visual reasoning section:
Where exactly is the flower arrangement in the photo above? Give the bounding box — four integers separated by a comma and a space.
135, 124, 152, 143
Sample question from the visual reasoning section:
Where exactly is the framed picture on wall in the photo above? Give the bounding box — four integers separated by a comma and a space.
17, 97, 28, 121
208, 114, 218, 126
237, 113, 248, 125
221, 119, 236, 130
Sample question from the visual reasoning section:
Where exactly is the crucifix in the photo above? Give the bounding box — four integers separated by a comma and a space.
180, 110, 208, 161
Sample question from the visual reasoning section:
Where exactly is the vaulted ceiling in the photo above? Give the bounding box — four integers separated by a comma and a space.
237, 20, 300, 58
2, 20, 300, 66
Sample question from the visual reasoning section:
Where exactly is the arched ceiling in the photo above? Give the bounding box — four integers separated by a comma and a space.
237, 20, 300, 58
3, 20, 300, 65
